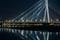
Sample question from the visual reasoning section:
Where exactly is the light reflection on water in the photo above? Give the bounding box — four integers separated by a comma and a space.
0, 28, 59, 40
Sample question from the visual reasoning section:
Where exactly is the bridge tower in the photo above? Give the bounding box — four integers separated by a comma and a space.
43, 0, 50, 23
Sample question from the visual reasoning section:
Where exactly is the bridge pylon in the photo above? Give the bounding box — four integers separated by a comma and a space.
43, 0, 50, 23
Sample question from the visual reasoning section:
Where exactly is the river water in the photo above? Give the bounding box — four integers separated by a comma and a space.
0, 28, 59, 40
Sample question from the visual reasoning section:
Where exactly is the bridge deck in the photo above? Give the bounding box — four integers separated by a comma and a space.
0, 22, 60, 32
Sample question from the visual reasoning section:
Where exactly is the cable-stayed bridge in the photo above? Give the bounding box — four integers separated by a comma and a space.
0, 0, 60, 40
12, 0, 59, 23
0, 0, 60, 31
0, 0, 59, 29
3, 0, 59, 23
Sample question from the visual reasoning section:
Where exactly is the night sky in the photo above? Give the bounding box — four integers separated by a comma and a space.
0, 0, 60, 19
